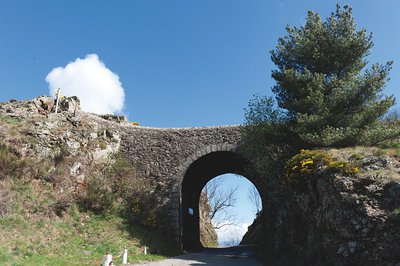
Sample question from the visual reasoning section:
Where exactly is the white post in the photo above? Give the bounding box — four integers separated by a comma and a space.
144, 246, 147, 255
54, 88, 61, 113
122, 247, 128, 265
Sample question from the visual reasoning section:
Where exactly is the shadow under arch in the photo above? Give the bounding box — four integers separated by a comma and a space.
181, 150, 262, 251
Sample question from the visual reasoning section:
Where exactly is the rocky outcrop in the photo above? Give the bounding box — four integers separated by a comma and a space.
199, 193, 218, 247
250, 149, 400, 266
1, 95, 81, 117
240, 213, 262, 246
0, 96, 123, 187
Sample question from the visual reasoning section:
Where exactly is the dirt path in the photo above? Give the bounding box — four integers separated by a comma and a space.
130, 246, 262, 266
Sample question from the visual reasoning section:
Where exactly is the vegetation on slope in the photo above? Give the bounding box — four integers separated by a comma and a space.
239, 4, 400, 264
0, 129, 178, 265
242, 4, 399, 171
240, 2, 400, 214
0, 197, 175, 265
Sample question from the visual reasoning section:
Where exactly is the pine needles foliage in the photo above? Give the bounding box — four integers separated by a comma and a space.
244, 4, 399, 152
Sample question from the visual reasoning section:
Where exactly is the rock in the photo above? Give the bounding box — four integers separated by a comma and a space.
75, 174, 85, 183
66, 140, 80, 152
243, 151, 400, 265
362, 156, 388, 170
348, 241, 357, 253
199, 192, 218, 247
58, 96, 80, 114
33, 96, 54, 114
98, 114, 127, 123
366, 184, 382, 193
70, 162, 82, 176
90, 132, 98, 140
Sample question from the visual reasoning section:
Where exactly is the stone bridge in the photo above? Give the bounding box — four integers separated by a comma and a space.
118, 125, 260, 251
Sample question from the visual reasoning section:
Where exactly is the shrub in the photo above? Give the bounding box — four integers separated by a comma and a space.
392, 208, 400, 221
53, 144, 70, 166
0, 186, 13, 218
129, 195, 158, 228
285, 149, 359, 188
76, 154, 160, 226
52, 196, 72, 217
76, 172, 116, 215
107, 154, 160, 228
0, 144, 21, 180
0, 144, 41, 181
285, 149, 330, 186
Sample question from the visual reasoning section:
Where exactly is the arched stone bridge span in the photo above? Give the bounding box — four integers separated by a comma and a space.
119, 125, 257, 250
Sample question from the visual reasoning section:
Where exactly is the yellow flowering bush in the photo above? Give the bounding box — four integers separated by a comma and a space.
285, 149, 360, 187
285, 149, 331, 185
328, 161, 359, 174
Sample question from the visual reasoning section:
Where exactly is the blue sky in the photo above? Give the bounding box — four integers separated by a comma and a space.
205, 174, 261, 246
1, 0, 399, 127
1, 0, 399, 244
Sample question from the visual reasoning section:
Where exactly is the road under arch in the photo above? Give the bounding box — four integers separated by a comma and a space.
181, 150, 262, 251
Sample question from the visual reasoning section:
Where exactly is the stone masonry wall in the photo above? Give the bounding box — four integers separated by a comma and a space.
118, 125, 242, 244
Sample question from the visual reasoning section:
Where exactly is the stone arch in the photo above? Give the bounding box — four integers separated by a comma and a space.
177, 143, 238, 180
179, 147, 262, 251
119, 125, 245, 248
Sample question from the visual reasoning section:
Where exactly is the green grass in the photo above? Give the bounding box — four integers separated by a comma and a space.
0, 181, 179, 266
0, 114, 21, 125
0, 212, 178, 265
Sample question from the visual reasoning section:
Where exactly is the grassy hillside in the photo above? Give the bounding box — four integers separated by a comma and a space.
0, 176, 178, 266
0, 98, 180, 265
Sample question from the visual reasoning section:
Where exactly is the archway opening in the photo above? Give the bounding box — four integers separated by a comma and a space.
181, 151, 263, 251
200, 173, 262, 247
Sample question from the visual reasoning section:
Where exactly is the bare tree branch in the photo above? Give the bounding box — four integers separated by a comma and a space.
212, 212, 239, 229
203, 176, 239, 229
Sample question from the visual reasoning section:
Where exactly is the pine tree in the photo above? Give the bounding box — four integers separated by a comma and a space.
270, 4, 396, 146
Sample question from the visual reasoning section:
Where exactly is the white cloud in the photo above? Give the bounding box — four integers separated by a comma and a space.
45, 54, 125, 114
215, 222, 251, 247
